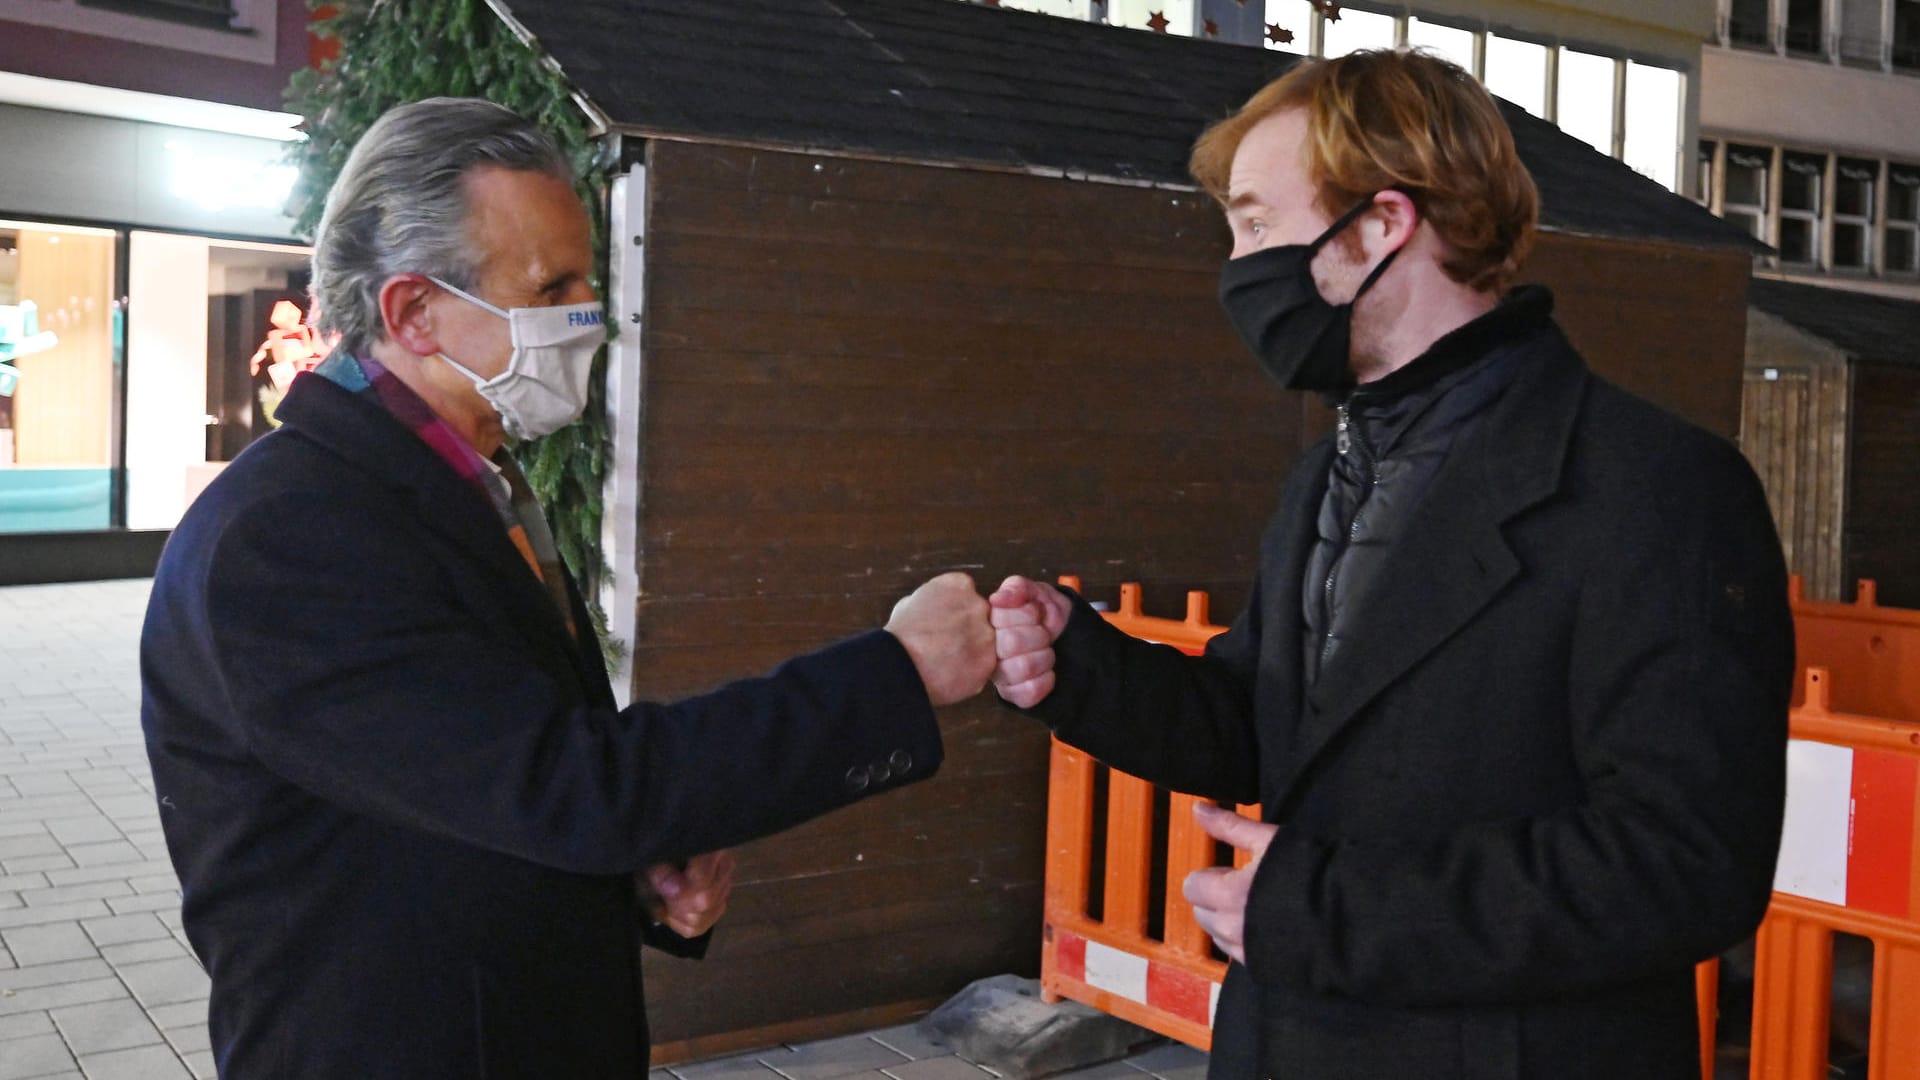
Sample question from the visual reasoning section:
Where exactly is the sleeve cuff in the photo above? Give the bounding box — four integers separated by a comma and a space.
1003, 587, 1108, 729
641, 919, 713, 960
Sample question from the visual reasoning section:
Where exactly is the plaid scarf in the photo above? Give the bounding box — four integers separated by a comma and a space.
312, 353, 577, 640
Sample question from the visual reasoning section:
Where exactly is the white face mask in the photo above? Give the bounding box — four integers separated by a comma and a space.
427, 275, 605, 441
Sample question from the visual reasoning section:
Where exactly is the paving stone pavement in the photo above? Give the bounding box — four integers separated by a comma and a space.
0, 579, 1204, 1080
0, 580, 206, 1080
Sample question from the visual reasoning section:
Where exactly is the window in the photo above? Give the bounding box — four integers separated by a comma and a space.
1840, 0, 1887, 65
1724, 144, 1772, 241
1108, 0, 1194, 34
1888, 164, 1920, 274
1728, 0, 1772, 48
1785, 0, 1826, 54
1262, 0, 1314, 51
1897, 0, 1920, 70
1698, 141, 1718, 207
1833, 159, 1877, 269
1406, 17, 1476, 74
0, 221, 120, 534
1557, 49, 1618, 157
76, 0, 238, 31
125, 232, 311, 530
1624, 62, 1684, 191
1779, 151, 1826, 265
1483, 33, 1549, 118
994, 0, 1095, 16
1320, 6, 1397, 59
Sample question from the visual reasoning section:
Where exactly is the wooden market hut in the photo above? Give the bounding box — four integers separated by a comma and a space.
1741, 278, 1920, 607
481, 0, 1768, 1057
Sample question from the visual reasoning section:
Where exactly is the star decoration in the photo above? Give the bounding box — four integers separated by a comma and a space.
1265, 22, 1295, 45
1146, 9, 1170, 32
1203, 17, 1219, 36
1311, 0, 1343, 21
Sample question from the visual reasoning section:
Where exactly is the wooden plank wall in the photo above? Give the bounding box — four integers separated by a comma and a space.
1522, 233, 1753, 441
628, 139, 1758, 1055
632, 140, 1287, 1057
1737, 367, 1851, 602
1735, 309, 1852, 601
1846, 363, 1920, 608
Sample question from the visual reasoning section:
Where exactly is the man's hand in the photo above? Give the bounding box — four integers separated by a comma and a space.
1182, 803, 1279, 965
885, 572, 996, 707
987, 575, 1074, 708
642, 851, 735, 940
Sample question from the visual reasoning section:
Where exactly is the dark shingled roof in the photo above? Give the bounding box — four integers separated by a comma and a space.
494, 0, 1764, 252
1748, 278, 1920, 370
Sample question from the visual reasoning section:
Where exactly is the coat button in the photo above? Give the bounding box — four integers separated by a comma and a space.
889, 749, 913, 774
870, 761, 892, 785
845, 765, 870, 793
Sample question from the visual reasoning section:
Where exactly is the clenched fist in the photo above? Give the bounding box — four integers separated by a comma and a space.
988, 575, 1073, 708
885, 572, 996, 706
641, 850, 735, 940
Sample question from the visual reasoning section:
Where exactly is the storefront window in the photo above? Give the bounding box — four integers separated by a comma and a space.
125, 232, 309, 530
0, 221, 119, 534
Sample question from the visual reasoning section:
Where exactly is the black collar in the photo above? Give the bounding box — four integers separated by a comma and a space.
1346, 285, 1556, 405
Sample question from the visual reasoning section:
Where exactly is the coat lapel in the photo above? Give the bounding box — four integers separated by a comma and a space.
275, 374, 589, 683
1269, 335, 1592, 809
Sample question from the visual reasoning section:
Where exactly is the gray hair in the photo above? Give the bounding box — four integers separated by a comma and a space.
309, 97, 573, 359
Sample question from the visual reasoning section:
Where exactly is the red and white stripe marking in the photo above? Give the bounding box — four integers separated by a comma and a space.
1054, 930, 1221, 1028
1775, 739, 1918, 918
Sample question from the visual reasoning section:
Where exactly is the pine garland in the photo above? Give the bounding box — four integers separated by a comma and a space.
285, 0, 621, 662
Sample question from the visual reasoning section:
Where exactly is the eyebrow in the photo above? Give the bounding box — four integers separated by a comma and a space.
1226, 192, 1266, 213
537, 270, 583, 295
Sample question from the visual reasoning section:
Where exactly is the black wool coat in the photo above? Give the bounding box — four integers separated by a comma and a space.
1029, 317, 1793, 1080
140, 372, 944, 1079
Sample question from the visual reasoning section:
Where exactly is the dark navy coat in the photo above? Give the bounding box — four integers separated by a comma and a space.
141, 372, 943, 1078
1029, 319, 1793, 1080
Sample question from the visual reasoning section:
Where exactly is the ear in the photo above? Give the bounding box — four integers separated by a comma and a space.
377, 274, 441, 358
1368, 190, 1420, 258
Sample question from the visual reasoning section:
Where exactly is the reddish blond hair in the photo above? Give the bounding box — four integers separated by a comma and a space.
1191, 49, 1539, 292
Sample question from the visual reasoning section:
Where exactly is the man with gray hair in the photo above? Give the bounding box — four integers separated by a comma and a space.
140, 97, 994, 1078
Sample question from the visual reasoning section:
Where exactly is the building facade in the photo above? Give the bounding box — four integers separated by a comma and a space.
0, 0, 312, 576
1699, 0, 1920, 298
967, 0, 1714, 196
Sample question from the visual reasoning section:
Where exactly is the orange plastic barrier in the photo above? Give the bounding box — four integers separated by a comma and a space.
1791, 576, 1920, 724
1055, 575, 1223, 657
1041, 580, 1920, 1080
1040, 578, 1236, 1048
1699, 666, 1920, 1080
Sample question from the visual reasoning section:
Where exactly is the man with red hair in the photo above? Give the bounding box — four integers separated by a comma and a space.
992, 50, 1792, 1080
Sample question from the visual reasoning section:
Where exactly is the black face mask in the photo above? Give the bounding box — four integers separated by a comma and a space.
1218, 196, 1400, 393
